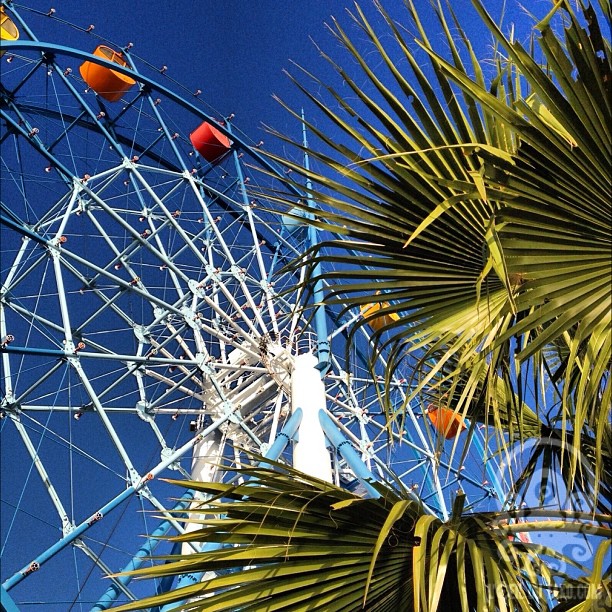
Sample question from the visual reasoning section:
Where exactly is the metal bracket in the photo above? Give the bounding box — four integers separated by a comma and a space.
222, 400, 240, 424
127, 467, 141, 488
358, 439, 375, 458
259, 279, 273, 295
121, 157, 136, 171
136, 400, 154, 422
230, 264, 246, 281
133, 324, 150, 344
356, 409, 370, 425
160, 446, 181, 471
62, 518, 76, 537
0, 394, 21, 418
205, 264, 221, 283
195, 353, 210, 373
137, 484, 153, 501
181, 306, 199, 330
188, 278, 207, 298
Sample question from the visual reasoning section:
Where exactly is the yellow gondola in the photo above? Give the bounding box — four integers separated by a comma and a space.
1, 7, 19, 57
360, 301, 399, 332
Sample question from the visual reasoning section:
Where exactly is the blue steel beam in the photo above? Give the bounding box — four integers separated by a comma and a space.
470, 427, 506, 505
319, 411, 434, 512
0, 587, 19, 612
259, 407, 302, 468
318, 409, 380, 499
301, 114, 330, 372
1, 10, 130, 162
0, 40, 303, 198
91, 490, 196, 611
1, 410, 241, 591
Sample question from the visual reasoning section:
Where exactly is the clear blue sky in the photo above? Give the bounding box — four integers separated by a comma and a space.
45, 1, 379, 145
32, 0, 524, 153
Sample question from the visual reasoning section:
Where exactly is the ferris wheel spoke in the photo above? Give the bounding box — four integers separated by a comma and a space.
135, 89, 190, 174
4, 293, 69, 363
142, 366, 204, 401
74, 537, 139, 604
230, 151, 281, 337
15, 363, 67, 411
2, 408, 237, 591
31, 188, 78, 234
77, 373, 139, 473
82, 186, 195, 288
18, 409, 131, 478
197, 283, 261, 346
58, 71, 131, 162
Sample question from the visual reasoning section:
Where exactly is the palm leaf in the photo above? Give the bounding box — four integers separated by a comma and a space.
255, 0, 610, 501
109, 464, 584, 612
551, 540, 611, 611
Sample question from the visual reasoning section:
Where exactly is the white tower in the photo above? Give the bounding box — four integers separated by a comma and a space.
291, 353, 333, 482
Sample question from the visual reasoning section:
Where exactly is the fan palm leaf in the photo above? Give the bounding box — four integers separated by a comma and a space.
109, 2, 612, 609
256, 0, 611, 502
551, 540, 611, 611
110, 465, 596, 612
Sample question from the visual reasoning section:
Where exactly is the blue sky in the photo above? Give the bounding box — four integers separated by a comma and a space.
31, 0, 524, 155
53, 1, 374, 147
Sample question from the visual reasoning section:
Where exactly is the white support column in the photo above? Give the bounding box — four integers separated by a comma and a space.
181, 426, 224, 556
291, 353, 332, 483
189, 425, 223, 484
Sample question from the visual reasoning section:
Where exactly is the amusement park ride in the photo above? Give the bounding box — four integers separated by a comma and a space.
0, 4, 505, 609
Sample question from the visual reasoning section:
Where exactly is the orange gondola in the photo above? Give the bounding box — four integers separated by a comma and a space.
79, 45, 136, 102
426, 404, 466, 439
189, 121, 231, 163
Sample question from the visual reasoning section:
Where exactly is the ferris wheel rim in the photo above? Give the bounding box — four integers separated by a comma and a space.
1, 38, 298, 195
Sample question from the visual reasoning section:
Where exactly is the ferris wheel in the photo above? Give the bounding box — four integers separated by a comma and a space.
1, 4, 507, 610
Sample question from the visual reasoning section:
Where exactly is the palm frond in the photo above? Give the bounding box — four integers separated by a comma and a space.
255, 0, 611, 501
109, 465, 586, 612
